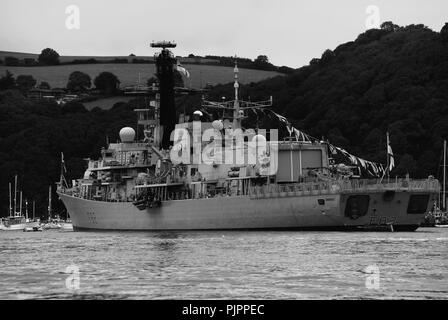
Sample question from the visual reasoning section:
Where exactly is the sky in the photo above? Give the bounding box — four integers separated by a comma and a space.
0, 0, 447, 68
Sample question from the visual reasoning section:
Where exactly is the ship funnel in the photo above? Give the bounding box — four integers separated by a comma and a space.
119, 127, 136, 143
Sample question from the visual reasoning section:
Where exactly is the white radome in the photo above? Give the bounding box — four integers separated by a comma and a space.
193, 110, 203, 117
119, 127, 136, 143
212, 120, 224, 131
252, 134, 267, 143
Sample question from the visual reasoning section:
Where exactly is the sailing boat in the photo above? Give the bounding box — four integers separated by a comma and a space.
1, 176, 38, 231
59, 153, 73, 231
22, 198, 43, 232
435, 140, 448, 227
42, 185, 62, 230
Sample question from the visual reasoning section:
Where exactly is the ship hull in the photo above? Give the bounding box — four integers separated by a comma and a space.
58, 190, 432, 232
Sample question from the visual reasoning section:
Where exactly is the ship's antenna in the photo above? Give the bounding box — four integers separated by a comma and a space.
233, 55, 240, 129
234, 55, 239, 102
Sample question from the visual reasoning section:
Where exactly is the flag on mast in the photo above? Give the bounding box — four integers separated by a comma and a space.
387, 132, 395, 172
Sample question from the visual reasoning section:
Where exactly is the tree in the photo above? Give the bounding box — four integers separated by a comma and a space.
16, 75, 37, 92
320, 49, 335, 64
38, 48, 60, 65
441, 23, 448, 41
255, 55, 269, 64
38, 82, 51, 90
94, 72, 120, 94
394, 154, 417, 176
0, 70, 15, 90
381, 21, 400, 32
4, 56, 20, 66
309, 58, 320, 66
61, 101, 88, 114
67, 71, 91, 92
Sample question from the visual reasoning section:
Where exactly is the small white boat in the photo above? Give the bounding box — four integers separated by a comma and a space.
23, 226, 43, 232
2, 176, 39, 231
42, 222, 62, 230
435, 224, 448, 228
1, 217, 39, 231
60, 222, 73, 231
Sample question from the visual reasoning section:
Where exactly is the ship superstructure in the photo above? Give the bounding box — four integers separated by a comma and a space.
57, 43, 440, 232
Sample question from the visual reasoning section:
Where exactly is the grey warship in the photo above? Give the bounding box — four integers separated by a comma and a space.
57, 42, 440, 231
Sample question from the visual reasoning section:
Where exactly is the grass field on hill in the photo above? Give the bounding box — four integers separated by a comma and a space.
0, 63, 282, 89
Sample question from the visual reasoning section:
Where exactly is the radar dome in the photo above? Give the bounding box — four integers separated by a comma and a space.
252, 134, 267, 143
193, 110, 203, 117
119, 127, 136, 143
212, 120, 224, 131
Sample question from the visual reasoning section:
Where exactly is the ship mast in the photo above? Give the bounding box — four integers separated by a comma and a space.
233, 58, 241, 129
48, 185, 52, 221
201, 56, 273, 129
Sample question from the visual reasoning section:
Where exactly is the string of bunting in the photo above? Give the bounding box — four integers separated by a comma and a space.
250, 108, 313, 142
327, 144, 385, 177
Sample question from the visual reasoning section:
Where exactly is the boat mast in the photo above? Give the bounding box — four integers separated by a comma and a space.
443, 140, 446, 211
9, 182, 12, 217
19, 191, 23, 217
14, 175, 17, 216
25, 199, 28, 220
32, 201, 35, 221
48, 186, 52, 221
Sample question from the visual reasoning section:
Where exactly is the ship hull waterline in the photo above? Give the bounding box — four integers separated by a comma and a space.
57, 190, 432, 232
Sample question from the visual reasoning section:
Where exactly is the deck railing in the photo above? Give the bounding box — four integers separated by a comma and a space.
60, 178, 440, 202
250, 178, 440, 199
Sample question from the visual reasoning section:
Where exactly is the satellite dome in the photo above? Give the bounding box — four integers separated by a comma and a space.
252, 134, 267, 143
119, 127, 135, 143
193, 110, 203, 117
212, 120, 224, 131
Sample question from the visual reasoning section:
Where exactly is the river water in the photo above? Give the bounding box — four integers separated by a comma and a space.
0, 228, 447, 300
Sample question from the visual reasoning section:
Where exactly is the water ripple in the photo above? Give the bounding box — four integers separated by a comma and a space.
0, 228, 447, 299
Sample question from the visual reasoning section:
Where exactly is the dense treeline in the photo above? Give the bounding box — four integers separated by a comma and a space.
200, 54, 294, 74
1, 22, 448, 217
0, 91, 138, 217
